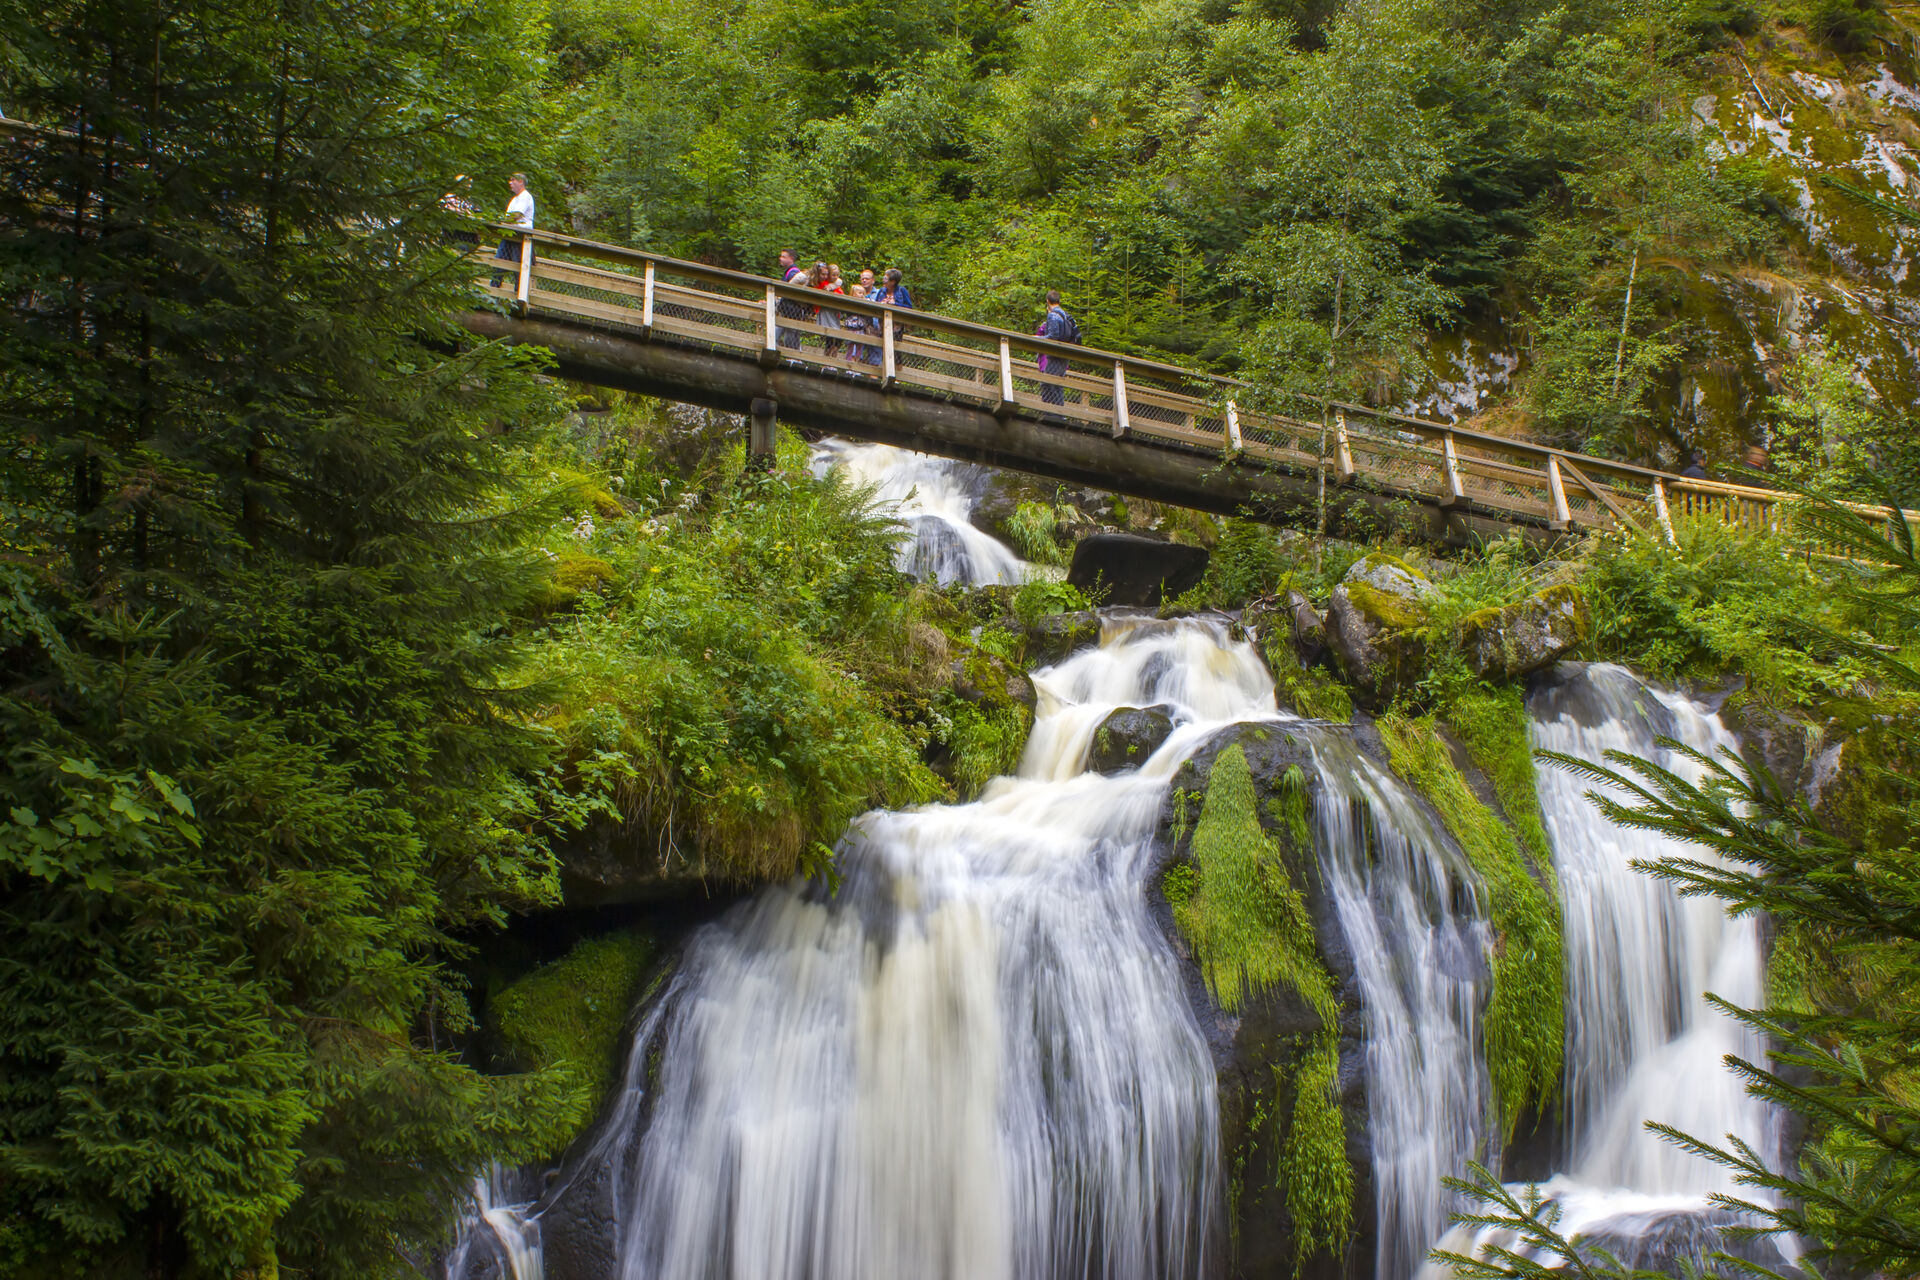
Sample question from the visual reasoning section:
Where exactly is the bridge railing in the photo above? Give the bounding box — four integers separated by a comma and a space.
471, 228, 1916, 547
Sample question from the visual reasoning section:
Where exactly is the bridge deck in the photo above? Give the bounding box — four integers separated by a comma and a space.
464, 228, 1908, 549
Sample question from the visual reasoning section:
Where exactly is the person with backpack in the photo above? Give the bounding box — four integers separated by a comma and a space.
1035, 289, 1082, 406
775, 249, 806, 350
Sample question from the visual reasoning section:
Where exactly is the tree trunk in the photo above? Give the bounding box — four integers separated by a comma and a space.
1611, 248, 1639, 398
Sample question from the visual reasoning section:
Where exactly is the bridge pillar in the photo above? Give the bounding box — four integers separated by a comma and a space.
748, 397, 778, 469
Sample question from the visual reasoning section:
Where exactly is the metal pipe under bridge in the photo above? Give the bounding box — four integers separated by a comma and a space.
462, 228, 1891, 548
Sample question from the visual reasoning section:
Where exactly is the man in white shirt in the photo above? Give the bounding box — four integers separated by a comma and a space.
492, 173, 535, 287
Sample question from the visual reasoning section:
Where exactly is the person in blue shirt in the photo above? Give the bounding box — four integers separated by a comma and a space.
1036, 290, 1082, 405
874, 268, 913, 309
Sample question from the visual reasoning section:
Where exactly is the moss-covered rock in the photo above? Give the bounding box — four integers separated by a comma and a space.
1019, 609, 1102, 666
489, 930, 656, 1159
1324, 558, 1433, 707
1089, 705, 1175, 773
534, 551, 617, 610
1460, 583, 1590, 681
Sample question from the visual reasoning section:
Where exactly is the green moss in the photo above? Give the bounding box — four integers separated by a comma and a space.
1280, 1033, 1353, 1275
534, 551, 617, 609
1342, 581, 1428, 632
1444, 686, 1553, 877
1378, 715, 1563, 1134
491, 930, 655, 1158
1262, 632, 1355, 723
1170, 744, 1336, 1020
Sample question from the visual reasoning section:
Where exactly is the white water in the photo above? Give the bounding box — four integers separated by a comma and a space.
442, 1165, 543, 1280
812, 441, 1027, 586
575, 614, 1271, 1279
1422, 663, 1781, 1277
1309, 739, 1495, 1280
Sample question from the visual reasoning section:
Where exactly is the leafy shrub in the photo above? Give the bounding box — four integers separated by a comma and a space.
1011, 576, 1093, 628
526, 450, 943, 883
1005, 501, 1068, 565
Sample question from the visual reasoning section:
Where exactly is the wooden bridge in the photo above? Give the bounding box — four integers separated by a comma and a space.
461, 229, 1841, 547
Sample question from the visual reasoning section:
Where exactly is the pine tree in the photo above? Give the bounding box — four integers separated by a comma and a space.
0, 0, 579, 1273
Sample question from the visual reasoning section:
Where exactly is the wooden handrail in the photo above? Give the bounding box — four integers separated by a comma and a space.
2, 107, 1910, 538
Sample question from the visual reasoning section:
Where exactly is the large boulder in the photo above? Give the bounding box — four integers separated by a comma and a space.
1324, 554, 1433, 707
1460, 584, 1587, 681
1088, 705, 1175, 773
1067, 532, 1209, 607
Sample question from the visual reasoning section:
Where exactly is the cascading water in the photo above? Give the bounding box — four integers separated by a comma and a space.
1307, 738, 1495, 1280
1422, 663, 1783, 1275
522, 614, 1279, 1279
811, 440, 1027, 586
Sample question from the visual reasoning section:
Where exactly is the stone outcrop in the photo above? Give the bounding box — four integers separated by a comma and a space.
1460, 584, 1588, 681
1088, 705, 1175, 773
1067, 532, 1209, 607
950, 649, 1037, 711
1020, 609, 1102, 665
1324, 553, 1433, 707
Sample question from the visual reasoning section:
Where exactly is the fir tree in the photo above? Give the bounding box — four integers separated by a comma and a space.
0, 0, 579, 1273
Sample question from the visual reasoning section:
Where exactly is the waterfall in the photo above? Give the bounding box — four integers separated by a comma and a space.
441, 1165, 543, 1280
520, 615, 1275, 1279
1421, 663, 1783, 1276
811, 441, 1027, 586
1310, 738, 1495, 1280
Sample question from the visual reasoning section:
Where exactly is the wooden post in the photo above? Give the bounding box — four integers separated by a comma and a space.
762, 285, 779, 367
515, 238, 535, 310
1546, 456, 1572, 531
997, 337, 1016, 416
1225, 400, 1244, 455
1652, 479, 1675, 544
1440, 431, 1467, 508
881, 314, 897, 387
641, 260, 656, 334
1334, 411, 1355, 483
748, 397, 777, 469
1111, 362, 1131, 439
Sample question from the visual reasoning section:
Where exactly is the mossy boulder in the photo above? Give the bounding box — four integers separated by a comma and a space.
534, 552, 617, 611
1020, 609, 1102, 665
1325, 556, 1433, 707
1460, 583, 1589, 681
1067, 532, 1210, 606
951, 649, 1037, 711
1088, 705, 1175, 773
488, 931, 656, 1159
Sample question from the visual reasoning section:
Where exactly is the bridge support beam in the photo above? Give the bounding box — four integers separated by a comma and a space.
459, 310, 1568, 551
749, 397, 778, 469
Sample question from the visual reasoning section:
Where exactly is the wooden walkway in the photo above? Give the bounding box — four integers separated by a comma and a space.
471, 229, 1901, 544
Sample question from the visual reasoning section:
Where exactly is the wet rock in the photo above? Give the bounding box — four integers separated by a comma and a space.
1153, 723, 1375, 1280
1460, 584, 1589, 681
1324, 554, 1432, 707
1020, 609, 1102, 666
1721, 696, 1819, 796
1067, 532, 1209, 607
1088, 705, 1175, 773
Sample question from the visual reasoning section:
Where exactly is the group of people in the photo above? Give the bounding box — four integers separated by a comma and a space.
774, 248, 1085, 400
775, 250, 914, 369
478, 176, 1089, 395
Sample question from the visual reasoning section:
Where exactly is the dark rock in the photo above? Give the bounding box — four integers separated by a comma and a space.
1020, 609, 1102, 666
1324, 554, 1433, 707
1460, 584, 1588, 681
1067, 532, 1209, 607
1721, 696, 1819, 796
1088, 705, 1175, 773
557, 820, 721, 908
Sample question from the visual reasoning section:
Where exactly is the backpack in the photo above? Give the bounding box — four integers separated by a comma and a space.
1052, 307, 1083, 345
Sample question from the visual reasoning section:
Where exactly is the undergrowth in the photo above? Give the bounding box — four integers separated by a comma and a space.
939, 696, 1032, 797
1282, 1034, 1353, 1275
1378, 714, 1563, 1134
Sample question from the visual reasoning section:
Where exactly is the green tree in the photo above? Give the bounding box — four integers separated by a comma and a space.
0, 0, 582, 1273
